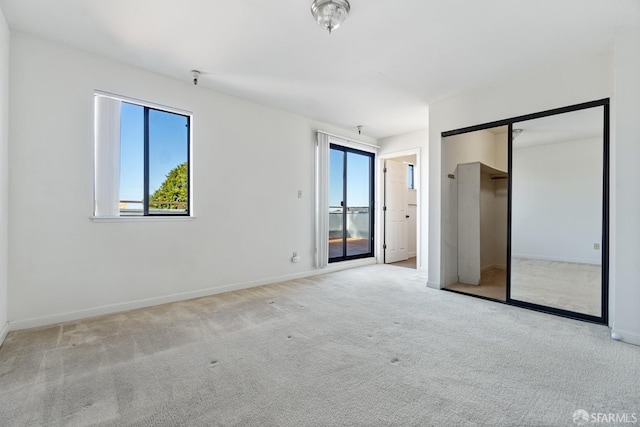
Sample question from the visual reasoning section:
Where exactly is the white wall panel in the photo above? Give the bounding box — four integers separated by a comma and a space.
0, 7, 10, 341
7, 33, 376, 325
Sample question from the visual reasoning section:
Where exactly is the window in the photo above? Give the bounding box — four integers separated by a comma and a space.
94, 94, 191, 217
408, 164, 415, 189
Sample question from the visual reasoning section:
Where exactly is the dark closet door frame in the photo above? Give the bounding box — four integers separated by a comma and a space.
328, 143, 375, 263
441, 98, 610, 324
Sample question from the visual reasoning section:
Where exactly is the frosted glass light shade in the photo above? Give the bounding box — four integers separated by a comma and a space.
311, 0, 351, 34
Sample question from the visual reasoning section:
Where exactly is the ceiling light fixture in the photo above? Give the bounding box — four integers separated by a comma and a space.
311, 0, 351, 34
512, 128, 524, 139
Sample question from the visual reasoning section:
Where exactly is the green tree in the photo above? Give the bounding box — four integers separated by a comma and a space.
150, 162, 188, 210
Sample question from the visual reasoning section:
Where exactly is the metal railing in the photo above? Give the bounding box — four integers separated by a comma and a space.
119, 200, 187, 210
329, 206, 370, 239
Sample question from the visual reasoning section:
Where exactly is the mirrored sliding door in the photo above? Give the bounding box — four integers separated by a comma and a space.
508, 101, 608, 321
441, 127, 509, 301
441, 99, 609, 324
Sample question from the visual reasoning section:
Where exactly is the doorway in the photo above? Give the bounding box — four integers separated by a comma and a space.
382, 152, 419, 269
328, 144, 375, 263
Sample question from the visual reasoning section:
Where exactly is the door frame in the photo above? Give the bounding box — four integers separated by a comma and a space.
328, 143, 375, 263
440, 98, 609, 324
378, 148, 422, 269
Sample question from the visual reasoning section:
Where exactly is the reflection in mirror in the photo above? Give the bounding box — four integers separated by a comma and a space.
510, 106, 603, 316
443, 126, 509, 301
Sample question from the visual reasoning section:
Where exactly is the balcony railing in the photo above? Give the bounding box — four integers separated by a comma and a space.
329, 206, 370, 239
119, 200, 187, 215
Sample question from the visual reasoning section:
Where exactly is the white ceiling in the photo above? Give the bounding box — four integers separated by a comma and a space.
1, 0, 639, 138
513, 106, 604, 148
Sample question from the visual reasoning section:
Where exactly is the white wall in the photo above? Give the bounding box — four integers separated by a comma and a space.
612, 26, 640, 345
378, 129, 428, 268
7, 33, 377, 327
512, 138, 602, 264
429, 44, 640, 345
0, 7, 9, 343
494, 131, 508, 171
443, 129, 506, 175
379, 129, 429, 156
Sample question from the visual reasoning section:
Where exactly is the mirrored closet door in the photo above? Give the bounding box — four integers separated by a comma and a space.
441, 99, 609, 323
508, 102, 608, 321
442, 126, 509, 302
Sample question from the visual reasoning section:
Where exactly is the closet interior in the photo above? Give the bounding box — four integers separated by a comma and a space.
443, 126, 508, 301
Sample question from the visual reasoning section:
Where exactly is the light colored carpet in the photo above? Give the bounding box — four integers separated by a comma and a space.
511, 258, 601, 316
445, 259, 602, 316
1, 265, 638, 426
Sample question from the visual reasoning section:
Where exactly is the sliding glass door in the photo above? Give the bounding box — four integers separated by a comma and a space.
329, 144, 374, 262
440, 99, 609, 324
508, 103, 608, 321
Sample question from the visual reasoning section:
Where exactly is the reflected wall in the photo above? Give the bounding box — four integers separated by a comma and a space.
509, 106, 605, 317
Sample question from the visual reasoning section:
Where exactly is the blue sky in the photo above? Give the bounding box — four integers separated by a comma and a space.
329, 148, 371, 208
119, 102, 188, 202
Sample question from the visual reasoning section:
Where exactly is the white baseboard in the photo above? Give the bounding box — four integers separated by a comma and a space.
408, 251, 417, 258
9, 258, 378, 332
611, 327, 640, 347
321, 258, 377, 274
0, 322, 8, 348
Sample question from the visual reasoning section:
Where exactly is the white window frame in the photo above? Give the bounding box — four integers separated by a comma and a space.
92, 91, 194, 221
315, 130, 378, 267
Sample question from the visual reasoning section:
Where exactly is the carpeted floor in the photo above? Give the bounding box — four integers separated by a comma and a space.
1, 264, 638, 426
444, 259, 602, 317
511, 258, 601, 316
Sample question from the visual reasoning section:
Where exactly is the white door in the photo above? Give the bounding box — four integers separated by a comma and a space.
384, 159, 408, 263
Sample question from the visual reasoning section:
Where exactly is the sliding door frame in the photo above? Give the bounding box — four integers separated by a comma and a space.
441, 98, 609, 324
329, 143, 375, 263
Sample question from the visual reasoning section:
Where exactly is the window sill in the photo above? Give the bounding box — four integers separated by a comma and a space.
90, 216, 195, 223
